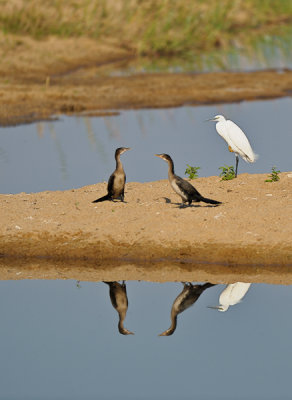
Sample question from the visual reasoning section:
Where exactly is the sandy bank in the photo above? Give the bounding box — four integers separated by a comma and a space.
1, 174, 291, 279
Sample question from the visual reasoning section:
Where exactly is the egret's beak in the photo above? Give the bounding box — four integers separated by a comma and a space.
205, 118, 216, 122
207, 306, 222, 310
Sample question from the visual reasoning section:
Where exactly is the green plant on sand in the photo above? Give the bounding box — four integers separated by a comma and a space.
219, 165, 236, 180
185, 165, 200, 179
265, 166, 281, 182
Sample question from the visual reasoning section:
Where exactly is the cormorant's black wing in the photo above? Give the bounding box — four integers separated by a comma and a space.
107, 172, 115, 196
180, 283, 216, 312
174, 175, 202, 198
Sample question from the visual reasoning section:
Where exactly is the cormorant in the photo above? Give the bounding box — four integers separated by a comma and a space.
104, 281, 134, 335
159, 282, 216, 336
92, 147, 131, 203
155, 154, 221, 206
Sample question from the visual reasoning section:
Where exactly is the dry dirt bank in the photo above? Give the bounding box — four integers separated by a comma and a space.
0, 173, 291, 283
1, 36, 292, 126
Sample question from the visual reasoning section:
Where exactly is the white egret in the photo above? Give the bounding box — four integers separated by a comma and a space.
208, 115, 257, 177
208, 282, 251, 312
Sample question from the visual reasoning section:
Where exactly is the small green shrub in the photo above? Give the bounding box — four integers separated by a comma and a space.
219, 165, 236, 180
265, 166, 281, 182
185, 165, 200, 179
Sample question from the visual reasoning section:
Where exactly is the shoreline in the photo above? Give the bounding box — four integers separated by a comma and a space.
1, 256, 291, 285
1, 69, 292, 126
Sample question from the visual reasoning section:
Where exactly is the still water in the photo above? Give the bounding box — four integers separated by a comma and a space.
1, 279, 292, 400
0, 98, 291, 194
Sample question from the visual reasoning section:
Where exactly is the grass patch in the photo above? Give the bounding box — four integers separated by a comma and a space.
0, 0, 292, 55
185, 165, 200, 179
265, 166, 281, 182
219, 165, 236, 180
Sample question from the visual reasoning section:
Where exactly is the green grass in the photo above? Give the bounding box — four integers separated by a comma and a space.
265, 166, 281, 182
185, 165, 200, 179
219, 165, 236, 180
0, 0, 292, 55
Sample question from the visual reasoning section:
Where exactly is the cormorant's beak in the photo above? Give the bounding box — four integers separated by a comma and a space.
158, 331, 170, 336
119, 329, 134, 335
155, 154, 163, 158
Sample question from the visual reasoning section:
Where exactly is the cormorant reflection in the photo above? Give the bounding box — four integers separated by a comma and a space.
104, 281, 134, 335
208, 282, 251, 312
159, 282, 216, 336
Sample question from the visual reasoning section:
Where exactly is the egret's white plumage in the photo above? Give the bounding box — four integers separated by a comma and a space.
209, 115, 257, 176
208, 282, 251, 312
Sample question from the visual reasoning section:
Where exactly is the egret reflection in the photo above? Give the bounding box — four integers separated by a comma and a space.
104, 281, 134, 335
159, 282, 216, 336
208, 282, 251, 312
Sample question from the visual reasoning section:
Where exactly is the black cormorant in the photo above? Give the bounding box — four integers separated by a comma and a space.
159, 282, 216, 336
104, 281, 134, 335
92, 147, 131, 203
155, 153, 221, 206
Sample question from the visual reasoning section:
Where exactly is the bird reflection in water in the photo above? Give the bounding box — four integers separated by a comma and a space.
159, 282, 216, 336
208, 282, 251, 312
104, 281, 134, 335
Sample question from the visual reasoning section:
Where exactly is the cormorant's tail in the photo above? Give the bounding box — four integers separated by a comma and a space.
202, 283, 216, 290
199, 196, 221, 205
92, 194, 111, 203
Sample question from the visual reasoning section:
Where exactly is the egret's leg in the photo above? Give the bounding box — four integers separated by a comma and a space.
235, 155, 239, 177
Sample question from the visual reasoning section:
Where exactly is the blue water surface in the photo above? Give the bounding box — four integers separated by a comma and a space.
0, 280, 291, 400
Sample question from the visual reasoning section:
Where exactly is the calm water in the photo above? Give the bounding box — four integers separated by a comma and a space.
0, 279, 292, 400
0, 98, 291, 194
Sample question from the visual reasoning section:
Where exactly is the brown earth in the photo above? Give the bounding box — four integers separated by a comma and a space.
1, 35, 292, 126
0, 173, 291, 284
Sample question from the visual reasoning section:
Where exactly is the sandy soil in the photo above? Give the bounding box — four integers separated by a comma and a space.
1, 35, 292, 126
0, 173, 291, 283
